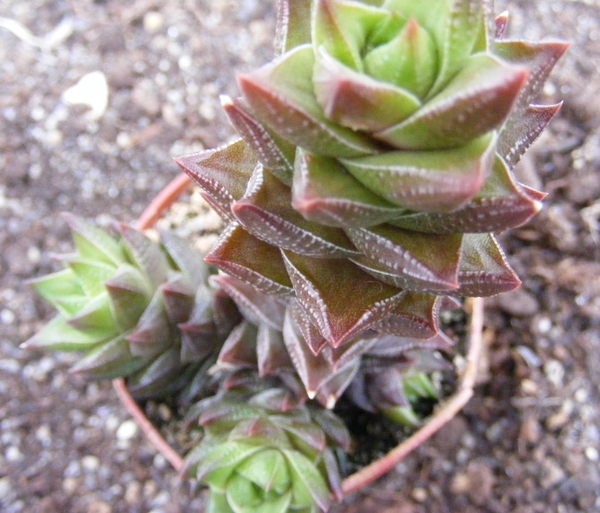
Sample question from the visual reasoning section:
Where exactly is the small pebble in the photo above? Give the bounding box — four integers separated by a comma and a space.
82, 455, 101, 472
411, 488, 428, 503
87, 500, 111, 513
585, 447, 599, 462
6, 446, 23, 462
116, 420, 138, 441
144, 12, 164, 33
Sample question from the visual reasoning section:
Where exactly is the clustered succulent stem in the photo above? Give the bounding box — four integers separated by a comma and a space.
26, 1, 566, 512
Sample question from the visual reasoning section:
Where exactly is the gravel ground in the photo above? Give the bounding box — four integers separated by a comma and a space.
1, 1, 599, 512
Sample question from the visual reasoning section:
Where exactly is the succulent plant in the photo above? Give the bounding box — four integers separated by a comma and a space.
183, 386, 351, 513
175, 0, 567, 411
23, 214, 240, 399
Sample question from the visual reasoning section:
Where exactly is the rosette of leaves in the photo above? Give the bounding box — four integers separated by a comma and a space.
23, 214, 240, 399
183, 387, 351, 513
175, 0, 566, 408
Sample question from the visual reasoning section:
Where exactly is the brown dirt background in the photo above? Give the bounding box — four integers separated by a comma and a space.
1, 1, 599, 512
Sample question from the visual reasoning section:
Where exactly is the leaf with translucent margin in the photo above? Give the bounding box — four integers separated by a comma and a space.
283, 305, 358, 406
363, 18, 437, 98
346, 224, 462, 291
221, 96, 295, 186
257, 323, 295, 378
292, 150, 407, 228
275, 0, 312, 55
118, 223, 169, 290
105, 264, 152, 331
455, 233, 521, 297
282, 250, 405, 347
66, 259, 116, 298
160, 231, 209, 290
70, 335, 148, 379
313, 46, 421, 131
376, 54, 528, 150
312, 0, 387, 71
62, 213, 125, 266
211, 274, 287, 331
499, 103, 562, 169
126, 290, 171, 357
494, 40, 569, 119
238, 45, 378, 158
366, 331, 455, 357
389, 154, 545, 233
232, 165, 360, 258
22, 314, 111, 351
370, 292, 441, 339
127, 347, 189, 399
341, 133, 495, 213
283, 449, 331, 511
29, 269, 85, 317
175, 140, 256, 223
288, 299, 329, 356
205, 222, 294, 297
66, 293, 115, 335
216, 321, 259, 371
161, 275, 195, 325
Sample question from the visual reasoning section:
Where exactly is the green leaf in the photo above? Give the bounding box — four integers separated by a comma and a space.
371, 292, 441, 339
211, 274, 287, 331
455, 233, 521, 297
217, 321, 259, 371
127, 347, 188, 399
126, 289, 172, 357
292, 150, 407, 228
63, 213, 126, 266
196, 441, 263, 488
29, 268, 86, 317
175, 140, 257, 223
206, 223, 294, 297
429, 0, 485, 96
70, 335, 148, 380
21, 314, 109, 351
232, 165, 360, 258
67, 259, 117, 298
105, 264, 152, 331
312, 0, 387, 70
346, 225, 462, 291
160, 231, 209, 290
67, 292, 118, 336
341, 133, 495, 213
275, 0, 312, 55
238, 45, 378, 158
206, 491, 234, 513
388, 155, 545, 233
282, 251, 405, 347
118, 223, 169, 290
313, 46, 421, 131
376, 54, 527, 150
236, 448, 290, 494
283, 449, 331, 511
221, 96, 295, 186
494, 39, 569, 119
363, 17, 438, 98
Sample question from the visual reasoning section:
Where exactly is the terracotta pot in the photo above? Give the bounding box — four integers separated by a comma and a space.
113, 172, 485, 496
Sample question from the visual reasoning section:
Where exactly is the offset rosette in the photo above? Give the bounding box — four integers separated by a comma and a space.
23, 215, 240, 399
183, 387, 350, 513
176, 0, 566, 406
